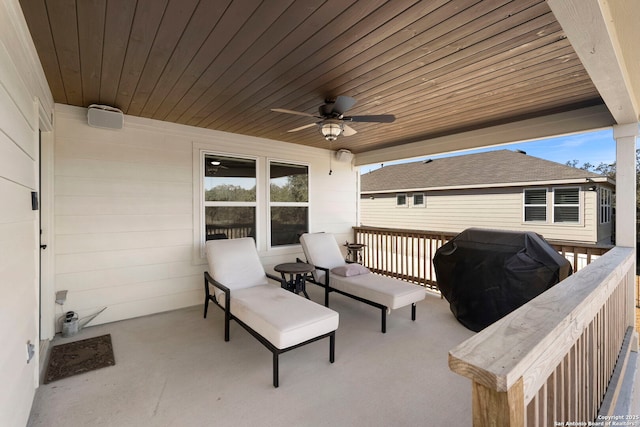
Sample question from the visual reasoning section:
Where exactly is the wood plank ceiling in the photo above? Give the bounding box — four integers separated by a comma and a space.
19, 0, 602, 153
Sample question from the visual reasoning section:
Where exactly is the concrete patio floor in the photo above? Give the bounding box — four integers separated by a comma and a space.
28, 285, 474, 427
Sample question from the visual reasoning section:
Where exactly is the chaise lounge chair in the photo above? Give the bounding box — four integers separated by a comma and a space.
299, 233, 426, 333
203, 237, 339, 387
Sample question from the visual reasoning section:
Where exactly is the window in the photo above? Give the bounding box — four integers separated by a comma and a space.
599, 187, 612, 224
269, 161, 309, 246
524, 189, 547, 222
553, 187, 580, 223
396, 194, 407, 207
412, 193, 425, 207
203, 154, 256, 241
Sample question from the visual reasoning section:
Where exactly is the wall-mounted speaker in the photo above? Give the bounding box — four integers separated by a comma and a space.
87, 104, 124, 130
335, 149, 354, 163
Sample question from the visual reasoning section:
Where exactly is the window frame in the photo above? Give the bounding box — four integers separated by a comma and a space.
599, 187, 612, 224
267, 159, 310, 248
197, 150, 260, 258
552, 186, 581, 224
396, 193, 408, 207
523, 188, 548, 223
412, 193, 425, 207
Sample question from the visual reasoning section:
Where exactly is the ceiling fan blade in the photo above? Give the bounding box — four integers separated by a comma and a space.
346, 114, 396, 123
271, 108, 319, 118
331, 96, 357, 115
287, 122, 318, 133
342, 124, 357, 136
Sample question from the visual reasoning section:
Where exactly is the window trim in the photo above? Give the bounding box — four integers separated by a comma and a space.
267, 159, 310, 249
195, 149, 260, 259
552, 186, 581, 224
523, 187, 548, 223
396, 193, 408, 207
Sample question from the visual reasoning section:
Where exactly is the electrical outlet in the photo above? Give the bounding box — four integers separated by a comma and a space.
26, 341, 35, 364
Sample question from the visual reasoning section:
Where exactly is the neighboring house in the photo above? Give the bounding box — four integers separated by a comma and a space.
360, 150, 615, 245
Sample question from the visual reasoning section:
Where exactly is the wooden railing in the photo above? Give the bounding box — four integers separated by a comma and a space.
449, 246, 635, 426
353, 226, 456, 290
352, 226, 612, 290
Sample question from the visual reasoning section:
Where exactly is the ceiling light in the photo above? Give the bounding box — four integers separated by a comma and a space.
321, 121, 342, 141
210, 160, 221, 166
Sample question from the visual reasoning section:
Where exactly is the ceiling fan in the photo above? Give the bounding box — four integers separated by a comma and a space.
271, 96, 395, 141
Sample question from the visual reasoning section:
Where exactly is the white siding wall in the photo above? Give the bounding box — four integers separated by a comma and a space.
360, 186, 601, 243
53, 105, 357, 328
0, 1, 54, 426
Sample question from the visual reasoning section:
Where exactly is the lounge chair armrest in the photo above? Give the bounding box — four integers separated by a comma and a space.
314, 265, 330, 287
266, 272, 286, 287
204, 271, 231, 308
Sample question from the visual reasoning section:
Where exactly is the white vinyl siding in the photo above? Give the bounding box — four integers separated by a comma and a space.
360, 186, 599, 243
0, 1, 54, 425
54, 104, 357, 328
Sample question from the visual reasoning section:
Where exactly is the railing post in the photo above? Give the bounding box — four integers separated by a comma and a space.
472, 378, 524, 427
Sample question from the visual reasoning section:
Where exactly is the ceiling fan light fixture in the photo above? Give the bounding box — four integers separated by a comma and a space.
321, 121, 342, 141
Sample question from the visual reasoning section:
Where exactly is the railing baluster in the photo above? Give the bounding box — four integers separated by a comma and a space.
352, 226, 611, 294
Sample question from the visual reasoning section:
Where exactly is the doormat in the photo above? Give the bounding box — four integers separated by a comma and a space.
44, 334, 115, 384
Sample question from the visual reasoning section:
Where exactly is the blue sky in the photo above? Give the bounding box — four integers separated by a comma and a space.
360, 128, 619, 174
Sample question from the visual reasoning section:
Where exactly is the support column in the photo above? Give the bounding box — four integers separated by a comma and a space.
614, 123, 638, 247
613, 123, 639, 330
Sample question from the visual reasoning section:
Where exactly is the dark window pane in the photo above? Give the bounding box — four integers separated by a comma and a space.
525, 189, 546, 204
397, 195, 406, 206
554, 188, 579, 204
271, 207, 308, 246
204, 155, 256, 201
270, 163, 308, 202
413, 194, 424, 205
525, 206, 546, 222
205, 207, 255, 240
554, 207, 579, 223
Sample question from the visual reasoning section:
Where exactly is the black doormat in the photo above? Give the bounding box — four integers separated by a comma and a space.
44, 334, 115, 384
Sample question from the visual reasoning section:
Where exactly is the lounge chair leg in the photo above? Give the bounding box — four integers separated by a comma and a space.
203, 276, 209, 318
411, 303, 416, 321
224, 312, 230, 342
329, 332, 335, 363
381, 308, 386, 333
273, 353, 279, 388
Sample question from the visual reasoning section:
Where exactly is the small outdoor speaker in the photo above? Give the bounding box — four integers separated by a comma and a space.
335, 149, 354, 163
87, 104, 124, 130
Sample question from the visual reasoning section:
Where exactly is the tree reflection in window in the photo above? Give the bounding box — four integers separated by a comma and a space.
204, 155, 256, 240
270, 162, 309, 246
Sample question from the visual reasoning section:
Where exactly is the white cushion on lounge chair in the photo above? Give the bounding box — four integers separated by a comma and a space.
206, 237, 339, 349
329, 273, 423, 310
206, 238, 268, 299
230, 285, 339, 349
300, 233, 426, 310
299, 233, 346, 281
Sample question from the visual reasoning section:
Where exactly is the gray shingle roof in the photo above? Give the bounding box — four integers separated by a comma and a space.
360, 150, 606, 192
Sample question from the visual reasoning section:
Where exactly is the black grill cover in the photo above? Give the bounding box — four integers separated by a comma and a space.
433, 228, 572, 332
